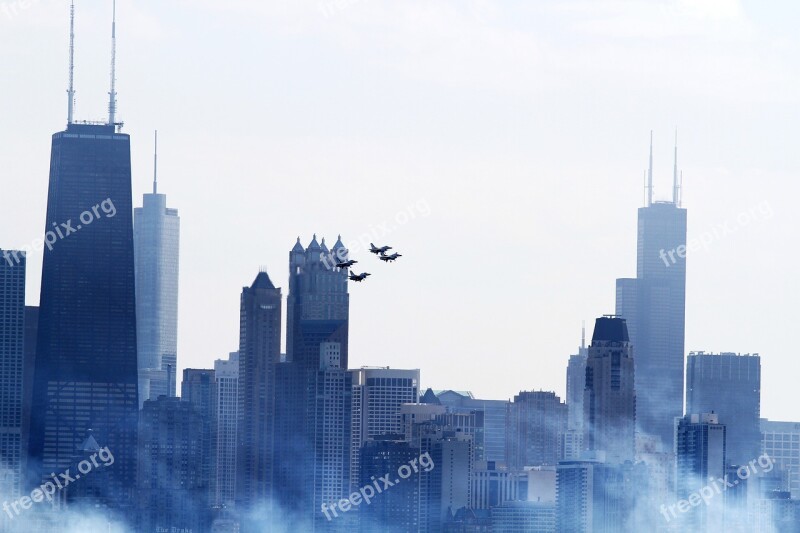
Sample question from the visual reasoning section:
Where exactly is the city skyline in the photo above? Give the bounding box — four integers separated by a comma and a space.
0, 1, 795, 422
1, 4, 798, 529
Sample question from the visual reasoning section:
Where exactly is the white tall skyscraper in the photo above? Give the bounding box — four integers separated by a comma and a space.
134, 132, 180, 405
214, 351, 239, 508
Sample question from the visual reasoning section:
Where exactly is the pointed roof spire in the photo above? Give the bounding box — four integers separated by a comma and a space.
251, 271, 276, 290
291, 237, 304, 253
307, 234, 321, 251
320, 237, 329, 253
332, 234, 346, 251
108, 0, 118, 125
67, 0, 76, 125
647, 130, 654, 206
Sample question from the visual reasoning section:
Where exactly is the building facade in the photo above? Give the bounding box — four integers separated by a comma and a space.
0, 249, 25, 507
761, 419, 800, 499
350, 367, 420, 489
138, 396, 211, 532
436, 390, 509, 464
215, 352, 239, 508
182, 368, 217, 507
507, 391, 567, 468
675, 413, 727, 531
686, 352, 761, 467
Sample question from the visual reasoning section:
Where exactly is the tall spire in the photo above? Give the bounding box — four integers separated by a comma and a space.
647, 130, 654, 206
153, 130, 158, 194
672, 128, 679, 205
67, 0, 75, 125
108, 0, 117, 125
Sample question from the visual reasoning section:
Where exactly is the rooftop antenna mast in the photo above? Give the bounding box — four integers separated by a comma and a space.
153, 130, 158, 194
67, 0, 75, 125
647, 130, 654, 206
581, 321, 586, 350
108, 0, 117, 126
672, 129, 679, 205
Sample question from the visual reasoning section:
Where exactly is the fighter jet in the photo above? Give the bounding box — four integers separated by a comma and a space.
379, 252, 402, 262
369, 243, 392, 255
348, 271, 371, 282
336, 259, 358, 269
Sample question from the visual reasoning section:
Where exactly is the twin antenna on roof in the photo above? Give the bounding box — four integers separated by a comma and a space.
645, 130, 683, 207
66, 1, 121, 129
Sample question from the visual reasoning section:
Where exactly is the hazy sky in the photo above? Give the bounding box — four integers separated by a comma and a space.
2, 0, 798, 421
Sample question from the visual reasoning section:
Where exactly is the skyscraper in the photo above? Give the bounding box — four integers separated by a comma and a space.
287, 235, 350, 372
0, 250, 25, 506
556, 458, 644, 533
28, 5, 139, 516
314, 349, 353, 530
28, 119, 140, 514
583, 317, 636, 464
415, 426, 472, 531
271, 235, 352, 527
182, 368, 217, 507
435, 390, 509, 464
506, 391, 568, 468
214, 352, 239, 508
134, 131, 180, 404
761, 419, 800, 498
616, 132, 687, 452
674, 413, 727, 531
686, 352, 761, 467
358, 437, 422, 532
350, 367, 420, 488
235, 272, 281, 514
566, 328, 588, 433
138, 396, 212, 532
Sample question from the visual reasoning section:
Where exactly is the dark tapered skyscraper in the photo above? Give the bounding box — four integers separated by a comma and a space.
616, 132, 687, 452
583, 317, 636, 464
236, 272, 281, 513
28, 122, 139, 514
